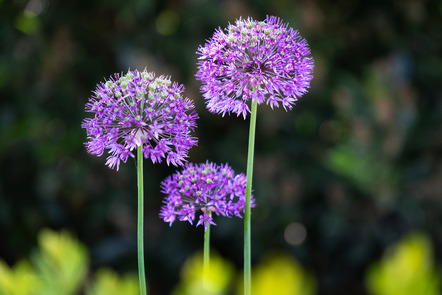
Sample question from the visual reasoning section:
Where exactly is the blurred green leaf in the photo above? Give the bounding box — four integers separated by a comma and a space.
87, 268, 140, 295
0, 260, 39, 295
244, 253, 316, 295
326, 144, 399, 197
366, 232, 440, 295
32, 229, 88, 295
0, 229, 142, 295
173, 251, 235, 295
15, 12, 40, 35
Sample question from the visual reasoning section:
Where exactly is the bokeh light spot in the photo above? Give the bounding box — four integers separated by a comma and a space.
284, 222, 307, 246
25, 0, 48, 16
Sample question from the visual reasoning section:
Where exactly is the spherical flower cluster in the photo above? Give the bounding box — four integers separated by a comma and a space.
82, 69, 198, 170
160, 162, 255, 231
196, 15, 314, 118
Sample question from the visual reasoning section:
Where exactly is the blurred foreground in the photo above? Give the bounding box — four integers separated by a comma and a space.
0, 229, 439, 294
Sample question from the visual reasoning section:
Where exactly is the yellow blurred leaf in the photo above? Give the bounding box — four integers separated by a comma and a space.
173, 251, 235, 295
246, 253, 316, 295
0, 259, 39, 295
33, 229, 88, 295
87, 268, 140, 295
366, 232, 440, 295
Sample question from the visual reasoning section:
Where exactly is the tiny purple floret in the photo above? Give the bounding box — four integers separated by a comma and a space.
82, 69, 198, 170
159, 162, 255, 231
196, 15, 314, 118
196, 211, 216, 232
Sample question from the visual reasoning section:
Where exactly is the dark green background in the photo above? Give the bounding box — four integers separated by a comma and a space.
1, 0, 441, 294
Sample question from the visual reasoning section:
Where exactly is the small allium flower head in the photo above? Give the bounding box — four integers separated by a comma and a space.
196, 15, 314, 118
160, 162, 255, 231
82, 69, 198, 170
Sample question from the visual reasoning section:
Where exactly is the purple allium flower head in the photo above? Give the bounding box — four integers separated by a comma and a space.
82, 69, 198, 170
159, 162, 255, 231
196, 15, 314, 118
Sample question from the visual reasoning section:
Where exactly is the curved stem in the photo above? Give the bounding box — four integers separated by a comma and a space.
137, 145, 147, 295
244, 100, 258, 295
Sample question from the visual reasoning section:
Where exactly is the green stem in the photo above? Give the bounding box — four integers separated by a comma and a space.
203, 211, 211, 285
137, 146, 147, 295
244, 100, 258, 295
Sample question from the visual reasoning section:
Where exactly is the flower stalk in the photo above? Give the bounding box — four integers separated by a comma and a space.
244, 100, 257, 295
160, 162, 254, 290
203, 211, 211, 285
137, 145, 147, 295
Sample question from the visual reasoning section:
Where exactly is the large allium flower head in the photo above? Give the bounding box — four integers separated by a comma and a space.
82, 69, 199, 170
196, 15, 314, 118
160, 162, 255, 231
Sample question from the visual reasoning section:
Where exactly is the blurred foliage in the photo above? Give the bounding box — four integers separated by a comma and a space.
87, 268, 140, 295
366, 232, 439, 295
0, 260, 38, 295
0, 229, 139, 295
1, 0, 441, 294
172, 251, 235, 295
173, 251, 315, 295
246, 253, 316, 295
33, 229, 88, 295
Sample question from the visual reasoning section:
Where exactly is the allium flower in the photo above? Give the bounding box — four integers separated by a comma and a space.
82, 69, 198, 170
196, 15, 314, 118
160, 162, 254, 231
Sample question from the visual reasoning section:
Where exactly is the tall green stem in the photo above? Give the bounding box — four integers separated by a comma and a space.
203, 212, 211, 287
137, 146, 147, 295
244, 100, 258, 295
